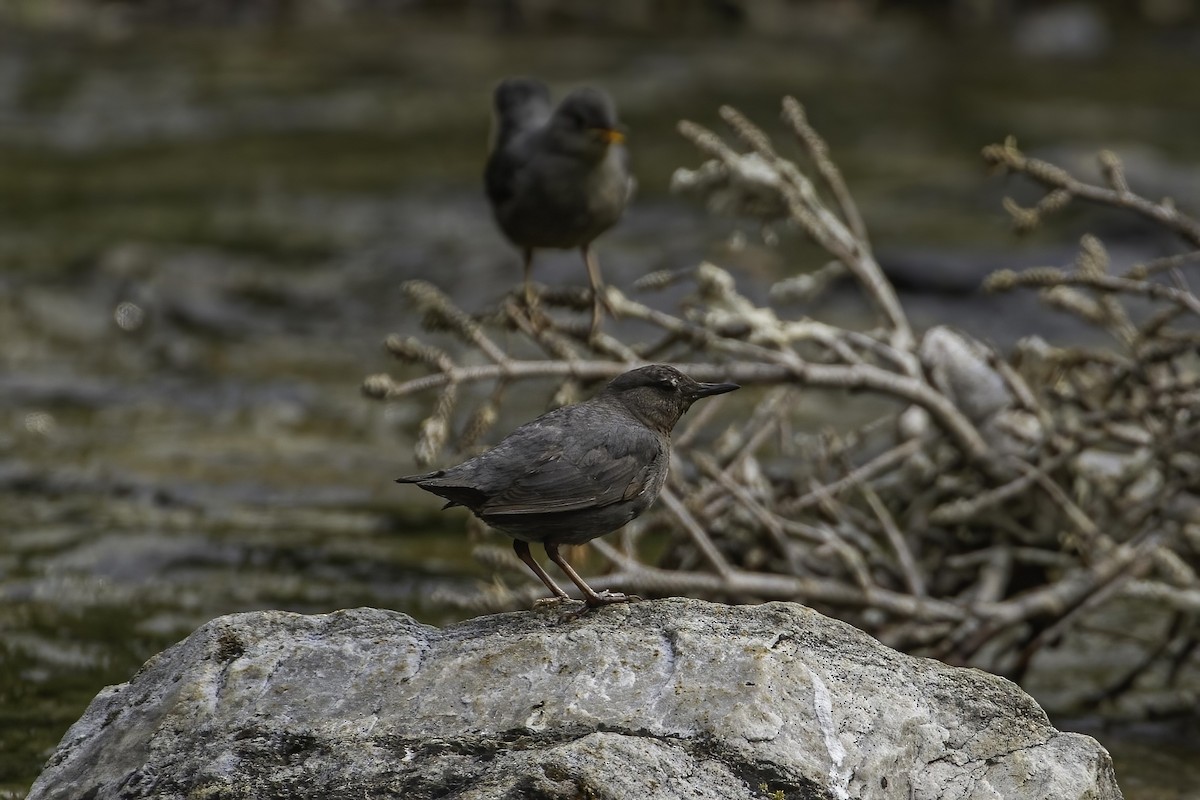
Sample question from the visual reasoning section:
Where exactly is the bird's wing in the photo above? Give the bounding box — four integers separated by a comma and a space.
477, 415, 664, 517
484, 146, 522, 209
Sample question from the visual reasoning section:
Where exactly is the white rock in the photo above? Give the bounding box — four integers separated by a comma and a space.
27, 599, 1122, 800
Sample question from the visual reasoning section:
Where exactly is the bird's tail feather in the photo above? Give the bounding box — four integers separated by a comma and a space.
395, 471, 486, 511
395, 470, 444, 484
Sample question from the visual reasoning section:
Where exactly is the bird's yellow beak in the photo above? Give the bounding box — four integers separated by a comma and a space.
597, 128, 625, 145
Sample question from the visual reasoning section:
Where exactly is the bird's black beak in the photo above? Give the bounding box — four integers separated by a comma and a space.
690, 381, 740, 399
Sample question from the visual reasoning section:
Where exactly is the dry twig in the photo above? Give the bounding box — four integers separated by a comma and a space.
367, 104, 1200, 714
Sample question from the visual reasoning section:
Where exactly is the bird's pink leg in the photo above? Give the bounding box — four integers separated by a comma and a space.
580, 244, 616, 337
545, 542, 639, 608
522, 247, 537, 310
513, 539, 571, 601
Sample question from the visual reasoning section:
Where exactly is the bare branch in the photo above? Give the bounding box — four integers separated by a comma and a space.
368, 104, 1200, 708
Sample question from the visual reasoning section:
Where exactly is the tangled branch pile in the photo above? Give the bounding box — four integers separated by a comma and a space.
363, 99, 1200, 712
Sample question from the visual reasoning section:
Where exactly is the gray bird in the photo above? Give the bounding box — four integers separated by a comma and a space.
396, 365, 739, 608
484, 77, 634, 337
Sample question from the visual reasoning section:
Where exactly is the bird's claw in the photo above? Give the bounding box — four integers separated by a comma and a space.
586, 590, 641, 608
536, 591, 640, 622
532, 595, 581, 610
514, 290, 553, 334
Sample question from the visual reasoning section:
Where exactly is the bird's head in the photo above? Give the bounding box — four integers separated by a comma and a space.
600, 364, 739, 434
547, 87, 626, 159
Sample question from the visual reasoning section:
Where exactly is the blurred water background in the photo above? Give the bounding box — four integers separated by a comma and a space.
2, 1, 1199, 796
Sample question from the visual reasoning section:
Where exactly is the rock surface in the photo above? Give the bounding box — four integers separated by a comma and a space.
27, 599, 1121, 800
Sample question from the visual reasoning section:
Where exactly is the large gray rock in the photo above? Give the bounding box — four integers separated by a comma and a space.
28, 599, 1121, 800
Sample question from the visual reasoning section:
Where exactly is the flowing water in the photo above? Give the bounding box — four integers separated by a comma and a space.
2, 8, 1199, 796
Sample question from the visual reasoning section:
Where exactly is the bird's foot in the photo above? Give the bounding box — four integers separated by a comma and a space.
535, 592, 639, 621
585, 590, 642, 608
532, 595, 582, 610
522, 284, 540, 314
513, 292, 553, 334
530, 308, 554, 334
